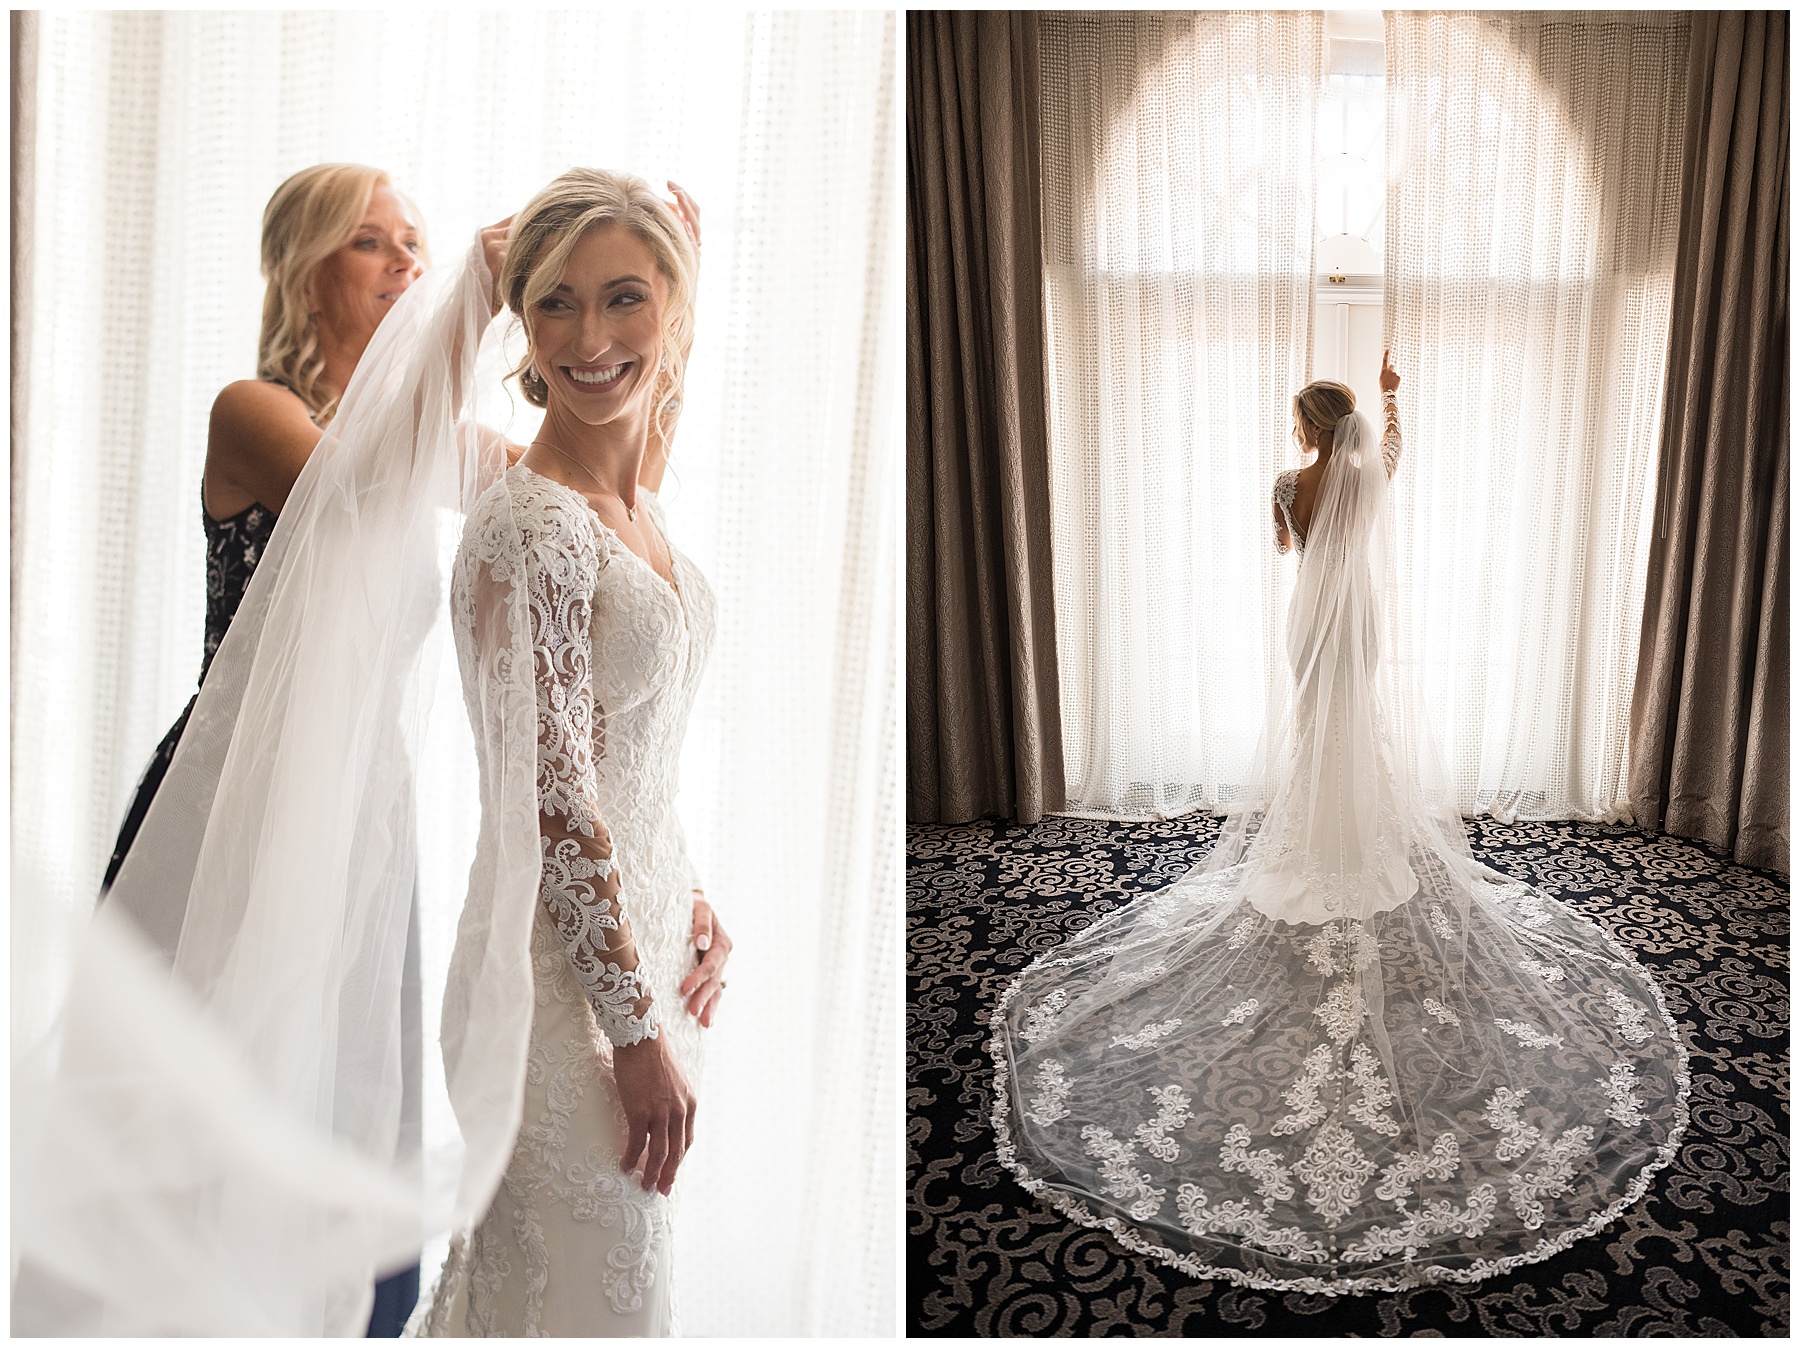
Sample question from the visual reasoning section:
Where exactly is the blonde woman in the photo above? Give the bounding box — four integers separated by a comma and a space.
416, 167, 728, 1338
103, 163, 425, 892
98, 164, 432, 1335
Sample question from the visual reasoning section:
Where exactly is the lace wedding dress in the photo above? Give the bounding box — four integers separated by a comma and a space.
991, 393, 1689, 1294
417, 468, 715, 1336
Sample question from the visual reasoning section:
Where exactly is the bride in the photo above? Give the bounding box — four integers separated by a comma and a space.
15, 170, 726, 1337
417, 168, 718, 1336
991, 353, 1689, 1293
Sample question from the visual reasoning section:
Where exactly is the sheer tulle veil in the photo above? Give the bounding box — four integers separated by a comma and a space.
991, 406, 1689, 1293
14, 240, 552, 1334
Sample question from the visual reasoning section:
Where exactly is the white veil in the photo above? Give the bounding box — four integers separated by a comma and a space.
14, 240, 546, 1334
991, 407, 1689, 1293
1212, 408, 1465, 922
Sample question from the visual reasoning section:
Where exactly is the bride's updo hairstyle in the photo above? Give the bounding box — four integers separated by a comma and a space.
1292, 378, 1356, 450
501, 168, 696, 434
257, 163, 428, 426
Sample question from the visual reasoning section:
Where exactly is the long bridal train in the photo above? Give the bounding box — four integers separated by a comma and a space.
990, 396, 1687, 1294
991, 853, 1689, 1292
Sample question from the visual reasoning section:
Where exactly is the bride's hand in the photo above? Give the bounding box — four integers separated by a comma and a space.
681, 896, 731, 1027
1379, 348, 1400, 393
479, 216, 515, 319
613, 1034, 697, 1196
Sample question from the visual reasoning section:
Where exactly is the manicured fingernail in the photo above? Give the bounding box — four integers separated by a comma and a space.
696, 935, 710, 951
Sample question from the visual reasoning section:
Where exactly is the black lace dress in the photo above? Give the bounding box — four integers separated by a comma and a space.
102, 498, 275, 888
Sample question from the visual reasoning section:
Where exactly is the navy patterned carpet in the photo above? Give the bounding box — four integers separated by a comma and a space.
907, 814, 1788, 1336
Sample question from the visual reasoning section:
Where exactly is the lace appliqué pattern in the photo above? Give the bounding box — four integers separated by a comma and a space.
1484, 1086, 1543, 1161
1600, 1063, 1646, 1125
1021, 990, 1068, 1043
1346, 1043, 1401, 1137
1218, 1124, 1295, 1208
1221, 999, 1260, 1027
1294, 1123, 1377, 1225
1271, 1043, 1334, 1136
503, 481, 662, 1047
1508, 1127, 1595, 1229
1134, 1085, 1194, 1163
1112, 1018, 1183, 1050
1314, 981, 1367, 1044
1026, 1060, 1072, 1127
1081, 1125, 1165, 1221
1495, 1018, 1564, 1050
1422, 997, 1460, 1026
1272, 470, 1300, 555
1606, 986, 1654, 1045
1519, 956, 1565, 982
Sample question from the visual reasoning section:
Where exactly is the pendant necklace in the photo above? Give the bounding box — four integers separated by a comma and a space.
535, 438, 635, 522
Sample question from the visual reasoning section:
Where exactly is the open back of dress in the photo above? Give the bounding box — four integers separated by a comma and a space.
991, 406, 1688, 1293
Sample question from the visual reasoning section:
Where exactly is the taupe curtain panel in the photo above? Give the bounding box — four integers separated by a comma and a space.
906, 11, 1066, 825
1629, 10, 1789, 872
11, 11, 37, 704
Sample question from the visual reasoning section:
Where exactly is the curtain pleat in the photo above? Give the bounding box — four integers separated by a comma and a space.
1384, 10, 1690, 821
906, 10, 1065, 825
1628, 11, 1789, 872
10, 11, 38, 704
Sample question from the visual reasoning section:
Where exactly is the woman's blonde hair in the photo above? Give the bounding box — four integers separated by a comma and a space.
1293, 379, 1357, 448
501, 168, 696, 433
256, 163, 428, 425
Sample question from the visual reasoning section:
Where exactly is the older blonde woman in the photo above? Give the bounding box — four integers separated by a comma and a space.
103, 164, 424, 892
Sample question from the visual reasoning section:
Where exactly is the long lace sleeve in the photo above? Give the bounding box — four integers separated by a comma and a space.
1381, 388, 1403, 478
525, 513, 660, 1047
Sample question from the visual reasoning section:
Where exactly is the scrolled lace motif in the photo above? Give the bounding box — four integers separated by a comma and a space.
1134, 1085, 1194, 1163
1606, 986, 1654, 1045
1026, 1060, 1072, 1127
1112, 1018, 1183, 1050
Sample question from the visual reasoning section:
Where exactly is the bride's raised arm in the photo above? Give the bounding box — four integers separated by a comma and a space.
1379, 347, 1403, 479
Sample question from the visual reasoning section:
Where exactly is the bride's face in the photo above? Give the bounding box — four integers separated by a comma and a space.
530, 224, 669, 425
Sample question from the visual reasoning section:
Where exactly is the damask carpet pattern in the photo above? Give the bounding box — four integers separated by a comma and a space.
908, 814, 1788, 1336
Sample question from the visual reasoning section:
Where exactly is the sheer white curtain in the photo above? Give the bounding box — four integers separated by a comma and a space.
11, 10, 896, 1335
1043, 10, 1690, 825
1040, 10, 1324, 818
1384, 10, 1689, 820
